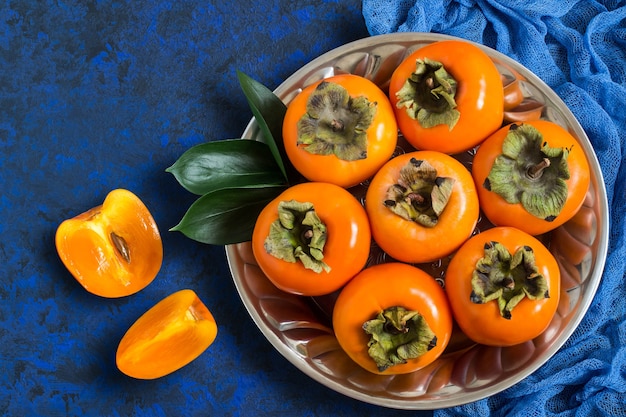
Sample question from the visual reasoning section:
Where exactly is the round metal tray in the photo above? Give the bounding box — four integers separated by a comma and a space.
226, 33, 609, 409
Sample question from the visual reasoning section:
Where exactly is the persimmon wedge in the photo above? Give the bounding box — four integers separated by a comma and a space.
55, 189, 163, 298
116, 289, 218, 379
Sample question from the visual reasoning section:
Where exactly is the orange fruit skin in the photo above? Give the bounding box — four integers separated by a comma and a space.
116, 289, 218, 379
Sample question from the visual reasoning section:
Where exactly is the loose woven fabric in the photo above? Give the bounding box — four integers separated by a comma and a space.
362, 1, 626, 416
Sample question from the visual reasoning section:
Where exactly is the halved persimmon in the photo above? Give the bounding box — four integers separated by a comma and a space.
55, 189, 163, 298
116, 289, 218, 379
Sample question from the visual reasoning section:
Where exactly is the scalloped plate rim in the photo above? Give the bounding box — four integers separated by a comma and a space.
225, 32, 610, 410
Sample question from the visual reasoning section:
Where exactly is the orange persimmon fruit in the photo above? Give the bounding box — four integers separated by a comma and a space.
55, 189, 163, 298
445, 227, 560, 346
282, 74, 398, 188
365, 151, 479, 264
472, 120, 591, 235
388, 39, 504, 154
116, 289, 218, 379
333, 262, 453, 375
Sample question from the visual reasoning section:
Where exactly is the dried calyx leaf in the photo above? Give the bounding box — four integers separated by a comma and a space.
297, 81, 376, 161
263, 200, 330, 273
395, 58, 460, 130
363, 306, 437, 372
484, 123, 571, 222
384, 158, 455, 227
471, 241, 549, 319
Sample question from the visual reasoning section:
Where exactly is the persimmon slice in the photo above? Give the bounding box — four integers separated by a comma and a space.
55, 189, 163, 298
116, 289, 218, 379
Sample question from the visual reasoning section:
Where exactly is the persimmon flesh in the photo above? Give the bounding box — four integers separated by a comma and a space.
55, 188, 163, 298
116, 289, 218, 379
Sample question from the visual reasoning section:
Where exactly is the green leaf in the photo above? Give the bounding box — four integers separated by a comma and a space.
170, 185, 286, 245
166, 139, 286, 195
236, 70, 289, 181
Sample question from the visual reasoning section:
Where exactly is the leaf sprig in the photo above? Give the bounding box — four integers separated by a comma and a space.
167, 71, 296, 245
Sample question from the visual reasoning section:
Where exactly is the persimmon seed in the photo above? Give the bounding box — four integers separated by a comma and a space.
110, 232, 131, 263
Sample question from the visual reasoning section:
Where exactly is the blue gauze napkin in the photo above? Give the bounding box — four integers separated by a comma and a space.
362, 1, 626, 416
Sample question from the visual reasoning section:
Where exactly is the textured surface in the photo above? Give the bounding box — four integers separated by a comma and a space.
0, 1, 433, 416
363, 1, 626, 416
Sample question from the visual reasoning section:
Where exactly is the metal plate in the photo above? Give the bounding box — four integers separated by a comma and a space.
226, 33, 609, 409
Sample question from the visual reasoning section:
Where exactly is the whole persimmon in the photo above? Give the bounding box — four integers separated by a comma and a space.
389, 40, 504, 154
333, 262, 453, 375
472, 120, 590, 235
282, 74, 398, 188
365, 151, 479, 264
252, 181, 371, 296
445, 227, 560, 346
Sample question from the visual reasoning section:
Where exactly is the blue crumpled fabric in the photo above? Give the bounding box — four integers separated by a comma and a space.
362, 1, 626, 416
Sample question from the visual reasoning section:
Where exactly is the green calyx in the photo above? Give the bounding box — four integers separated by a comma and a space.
363, 306, 437, 372
384, 158, 455, 227
471, 241, 549, 319
297, 81, 376, 161
263, 200, 330, 273
395, 58, 460, 130
484, 123, 571, 222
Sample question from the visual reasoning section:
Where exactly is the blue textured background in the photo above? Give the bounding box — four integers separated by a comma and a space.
0, 1, 434, 416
